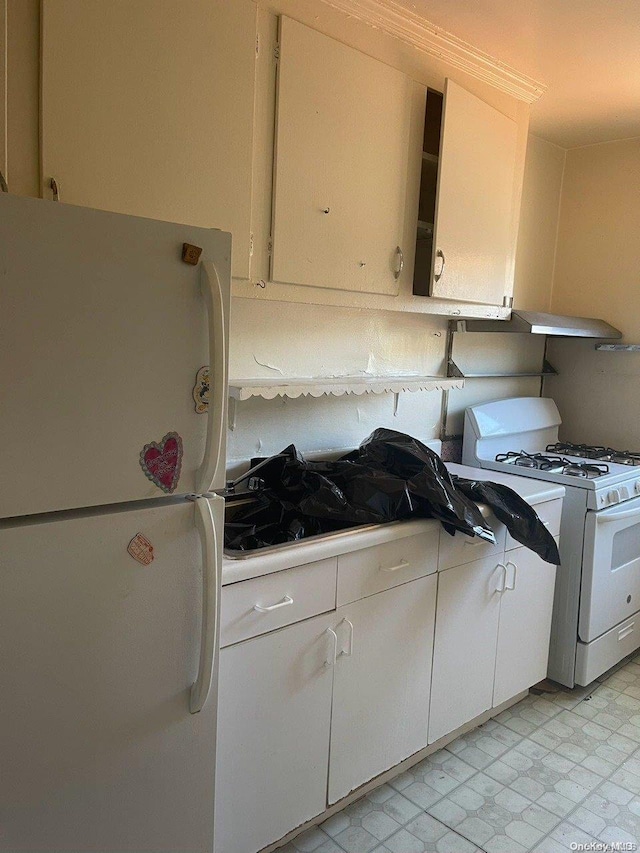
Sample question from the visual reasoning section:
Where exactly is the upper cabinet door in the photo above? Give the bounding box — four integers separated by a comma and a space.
41, 0, 256, 280
430, 80, 519, 305
271, 17, 412, 296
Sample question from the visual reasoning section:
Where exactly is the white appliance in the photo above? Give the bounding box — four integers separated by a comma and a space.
0, 194, 230, 852
462, 396, 640, 688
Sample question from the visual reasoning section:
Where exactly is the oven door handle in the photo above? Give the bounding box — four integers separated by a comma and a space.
597, 505, 640, 524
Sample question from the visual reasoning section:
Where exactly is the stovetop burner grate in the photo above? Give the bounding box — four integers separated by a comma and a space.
547, 442, 640, 466
495, 450, 610, 478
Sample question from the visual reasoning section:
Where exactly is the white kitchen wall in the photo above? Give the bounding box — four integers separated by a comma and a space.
445, 332, 546, 436
227, 298, 448, 465
6, 0, 38, 196
544, 137, 640, 449
512, 134, 566, 311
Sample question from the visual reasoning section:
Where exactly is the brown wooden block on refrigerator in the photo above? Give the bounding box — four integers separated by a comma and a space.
182, 243, 203, 265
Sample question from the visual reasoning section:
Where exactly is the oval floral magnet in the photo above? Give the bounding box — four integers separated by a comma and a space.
139, 431, 183, 493
193, 366, 210, 414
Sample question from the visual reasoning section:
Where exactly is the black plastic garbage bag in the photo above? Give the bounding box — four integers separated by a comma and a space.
224, 428, 560, 564
452, 477, 561, 565
346, 428, 495, 543
257, 445, 415, 525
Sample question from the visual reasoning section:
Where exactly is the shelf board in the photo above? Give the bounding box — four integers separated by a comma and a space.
447, 358, 557, 379
596, 344, 640, 352
228, 374, 464, 401
422, 152, 439, 164
417, 220, 434, 234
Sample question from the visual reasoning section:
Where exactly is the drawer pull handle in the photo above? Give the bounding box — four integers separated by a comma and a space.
619, 623, 635, 642
254, 594, 294, 613
379, 559, 410, 573
505, 560, 517, 591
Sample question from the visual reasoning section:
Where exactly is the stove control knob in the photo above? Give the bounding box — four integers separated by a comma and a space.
620, 486, 630, 501
635, 480, 640, 495
608, 489, 621, 504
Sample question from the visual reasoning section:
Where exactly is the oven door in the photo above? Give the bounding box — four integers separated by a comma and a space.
579, 495, 640, 642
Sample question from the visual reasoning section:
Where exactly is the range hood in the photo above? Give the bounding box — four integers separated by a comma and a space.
458, 310, 622, 339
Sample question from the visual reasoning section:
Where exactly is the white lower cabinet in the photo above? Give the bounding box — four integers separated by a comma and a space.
215, 611, 336, 853
216, 517, 560, 852
328, 575, 437, 804
493, 544, 557, 707
429, 542, 558, 743
428, 554, 503, 743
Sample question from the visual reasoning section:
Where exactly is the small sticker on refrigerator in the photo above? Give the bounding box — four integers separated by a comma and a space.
127, 533, 155, 566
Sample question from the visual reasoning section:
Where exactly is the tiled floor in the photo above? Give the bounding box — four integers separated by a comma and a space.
279, 652, 640, 853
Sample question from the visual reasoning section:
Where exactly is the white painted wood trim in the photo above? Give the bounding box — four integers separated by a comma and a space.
229, 374, 464, 401
319, 0, 546, 103
0, 0, 7, 180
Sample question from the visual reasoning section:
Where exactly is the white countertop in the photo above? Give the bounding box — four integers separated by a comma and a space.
222, 462, 565, 585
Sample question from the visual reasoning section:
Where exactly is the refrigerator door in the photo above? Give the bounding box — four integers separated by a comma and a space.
0, 494, 223, 853
0, 194, 230, 519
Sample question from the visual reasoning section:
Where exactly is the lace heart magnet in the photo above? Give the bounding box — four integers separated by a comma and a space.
139, 431, 183, 493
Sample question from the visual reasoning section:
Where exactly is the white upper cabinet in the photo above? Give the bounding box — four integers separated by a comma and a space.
41, 0, 256, 280
427, 79, 519, 305
271, 17, 412, 295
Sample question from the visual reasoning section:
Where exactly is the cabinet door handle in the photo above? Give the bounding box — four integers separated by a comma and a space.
495, 563, 507, 593
379, 559, 410, 573
394, 246, 404, 280
325, 627, 338, 667
253, 594, 294, 613
434, 249, 445, 282
505, 561, 517, 591
339, 618, 354, 657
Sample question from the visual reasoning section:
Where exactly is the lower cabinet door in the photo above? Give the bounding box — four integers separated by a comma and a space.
328, 575, 437, 804
493, 545, 557, 707
215, 612, 336, 853
429, 556, 503, 744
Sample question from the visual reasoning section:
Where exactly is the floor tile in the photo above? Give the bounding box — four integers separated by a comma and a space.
281, 833, 342, 853
379, 820, 482, 852
289, 826, 332, 851
425, 767, 561, 851
321, 787, 421, 847
389, 753, 474, 810
332, 824, 380, 853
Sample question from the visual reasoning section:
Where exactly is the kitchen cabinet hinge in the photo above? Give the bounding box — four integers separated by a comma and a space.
267, 237, 273, 255
249, 233, 254, 257
274, 43, 280, 62
256, 34, 260, 56
503, 295, 514, 309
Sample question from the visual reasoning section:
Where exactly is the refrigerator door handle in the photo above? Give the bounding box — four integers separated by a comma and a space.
190, 496, 221, 714
196, 261, 228, 494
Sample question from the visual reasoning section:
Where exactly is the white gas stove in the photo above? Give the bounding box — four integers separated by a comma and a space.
462, 397, 640, 688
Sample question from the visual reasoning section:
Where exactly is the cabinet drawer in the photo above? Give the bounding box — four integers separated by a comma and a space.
506, 498, 563, 552
438, 515, 506, 571
221, 558, 337, 647
337, 528, 439, 606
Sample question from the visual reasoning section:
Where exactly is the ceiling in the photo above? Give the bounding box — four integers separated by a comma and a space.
393, 0, 640, 149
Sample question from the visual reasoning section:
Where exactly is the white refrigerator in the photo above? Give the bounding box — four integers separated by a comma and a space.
0, 194, 230, 852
